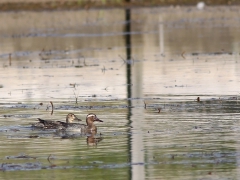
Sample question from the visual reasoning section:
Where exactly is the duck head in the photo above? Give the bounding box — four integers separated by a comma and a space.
66, 113, 82, 123
86, 113, 103, 125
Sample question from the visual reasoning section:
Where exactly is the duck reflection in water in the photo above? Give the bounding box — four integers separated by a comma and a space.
60, 131, 103, 146
86, 132, 103, 146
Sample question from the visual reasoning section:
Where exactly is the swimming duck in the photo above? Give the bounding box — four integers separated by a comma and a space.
58, 113, 103, 133
32, 113, 82, 129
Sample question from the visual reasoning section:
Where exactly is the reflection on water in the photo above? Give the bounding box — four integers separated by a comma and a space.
0, 6, 240, 180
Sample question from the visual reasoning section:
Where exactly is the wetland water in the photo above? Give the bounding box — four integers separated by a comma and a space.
1, 6, 240, 179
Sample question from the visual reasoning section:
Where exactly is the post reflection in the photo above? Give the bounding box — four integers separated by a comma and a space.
125, 8, 145, 180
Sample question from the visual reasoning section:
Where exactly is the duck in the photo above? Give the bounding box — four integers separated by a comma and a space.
32, 113, 82, 129
58, 113, 103, 133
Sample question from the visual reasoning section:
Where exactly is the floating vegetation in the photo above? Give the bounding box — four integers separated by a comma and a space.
181, 51, 186, 59
191, 52, 233, 56
50, 101, 54, 115
0, 162, 42, 171
6, 154, 37, 160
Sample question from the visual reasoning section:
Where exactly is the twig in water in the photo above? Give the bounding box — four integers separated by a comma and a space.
237, 92, 240, 104
132, 57, 135, 66
119, 54, 135, 67
47, 154, 52, 162
219, 97, 223, 104
82, 54, 87, 66
158, 108, 161, 113
103, 87, 108, 91
181, 51, 186, 59
102, 66, 106, 73
73, 87, 79, 104
144, 101, 147, 109
39, 48, 44, 56
47, 154, 56, 167
83, 58, 87, 66
119, 54, 129, 68
50, 101, 54, 115
197, 97, 200, 102
119, 54, 126, 64
9, 53, 11, 66
46, 105, 49, 111
79, 53, 87, 66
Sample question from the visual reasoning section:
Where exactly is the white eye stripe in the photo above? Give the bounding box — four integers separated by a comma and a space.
87, 114, 95, 118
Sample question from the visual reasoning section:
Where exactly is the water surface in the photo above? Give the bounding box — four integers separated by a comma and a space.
0, 6, 240, 180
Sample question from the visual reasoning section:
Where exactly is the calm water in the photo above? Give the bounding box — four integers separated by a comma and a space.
1, 6, 240, 179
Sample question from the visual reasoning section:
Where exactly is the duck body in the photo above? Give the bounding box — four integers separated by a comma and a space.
59, 113, 103, 133
33, 119, 63, 129
57, 122, 87, 132
32, 113, 81, 129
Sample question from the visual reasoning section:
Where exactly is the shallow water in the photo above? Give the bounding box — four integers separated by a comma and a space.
1, 6, 240, 179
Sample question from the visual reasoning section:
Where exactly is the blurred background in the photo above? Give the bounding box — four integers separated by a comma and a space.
0, 0, 239, 11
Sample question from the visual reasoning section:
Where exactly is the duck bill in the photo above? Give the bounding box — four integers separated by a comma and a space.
95, 118, 103, 122
75, 117, 82, 121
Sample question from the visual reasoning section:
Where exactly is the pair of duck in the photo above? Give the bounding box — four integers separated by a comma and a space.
33, 113, 103, 134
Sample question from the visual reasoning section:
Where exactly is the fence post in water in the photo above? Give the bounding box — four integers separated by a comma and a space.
125, 8, 132, 107
124, 6, 133, 179
125, 6, 145, 180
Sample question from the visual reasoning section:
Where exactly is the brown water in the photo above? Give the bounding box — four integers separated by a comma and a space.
1, 6, 240, 179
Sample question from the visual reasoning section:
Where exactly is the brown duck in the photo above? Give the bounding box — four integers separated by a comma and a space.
32, 113, 82, 129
